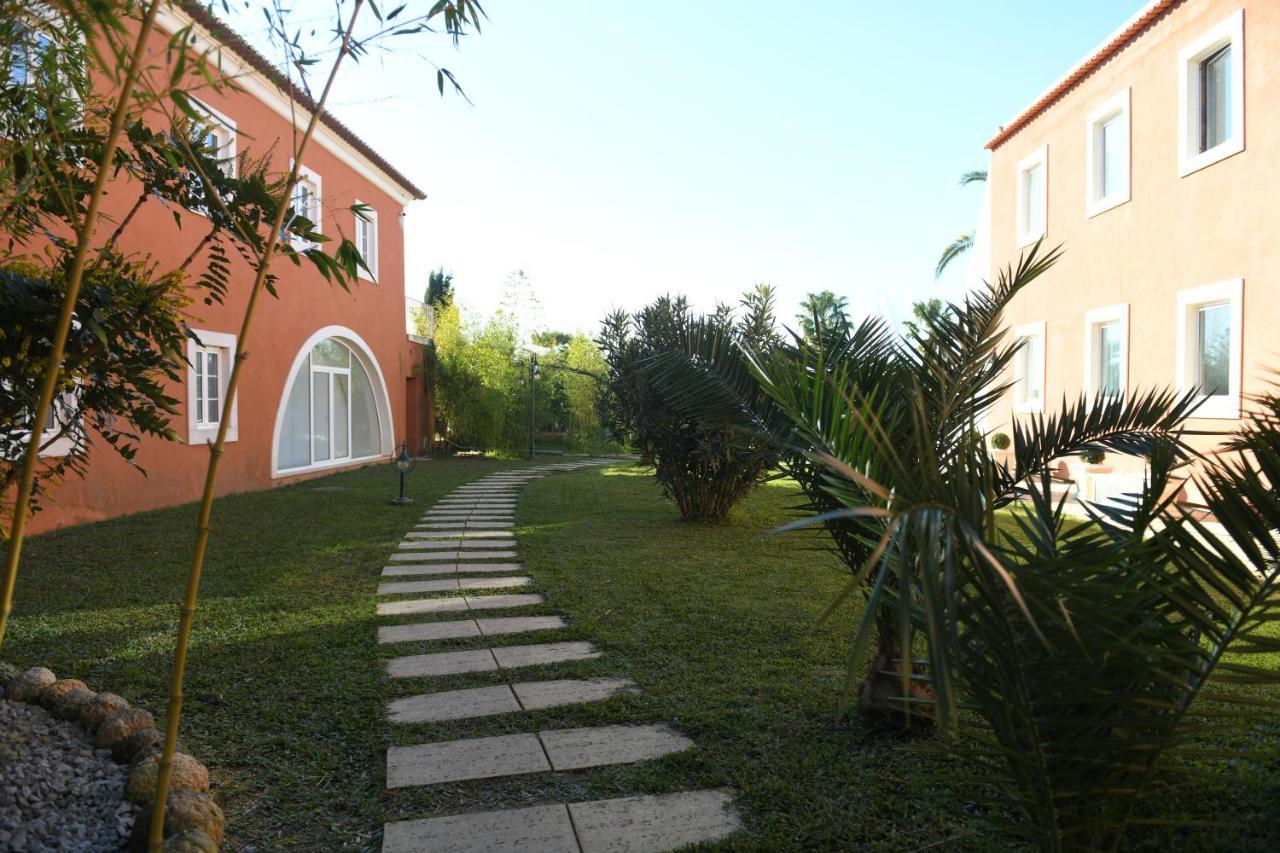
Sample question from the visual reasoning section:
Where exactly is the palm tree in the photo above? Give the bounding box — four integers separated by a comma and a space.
934, 170, 987, 279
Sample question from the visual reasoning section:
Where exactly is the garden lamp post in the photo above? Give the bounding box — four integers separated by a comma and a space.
391, 444, 415, 505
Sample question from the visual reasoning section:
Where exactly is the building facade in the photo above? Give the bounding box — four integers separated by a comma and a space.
985, 0, 1278, 502
23, 3, 429, 534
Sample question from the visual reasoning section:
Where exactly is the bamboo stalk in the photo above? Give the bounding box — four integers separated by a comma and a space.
146, 5, 367, 848
0, 0, 164, 653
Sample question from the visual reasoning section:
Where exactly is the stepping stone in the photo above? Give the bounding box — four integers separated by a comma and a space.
491, 641, 600, 670
387, 648, 498, 678
417, 522, 514, 530
539, 724, 693, 771
380, 615, 567, 646
382, 803, 577, 853
376, 593, 542, 617
511, 677, 637, 711
389, 684, 521, 723
387, 733, 548, 788
385, 724, 690, 788
377, 597, 470, 616
405, 530, 514, 539
388, 641, 598, 679
382, 563, 526, 577
476, 616, 567, 636
378, 619, 481, 645
387, 551, 519, 562
377, 577, 529, 595
569, 789, 741, 852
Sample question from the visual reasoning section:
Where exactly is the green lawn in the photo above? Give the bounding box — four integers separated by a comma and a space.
4, 456, 521, 850
6, 460, 1278, 851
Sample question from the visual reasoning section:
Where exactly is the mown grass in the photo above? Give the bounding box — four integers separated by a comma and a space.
4, 456, 521, 850
6, 459, 1278, 851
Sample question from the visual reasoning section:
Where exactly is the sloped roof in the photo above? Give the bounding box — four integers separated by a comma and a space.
986, 1, 1182, 150
180, 1, 426, 200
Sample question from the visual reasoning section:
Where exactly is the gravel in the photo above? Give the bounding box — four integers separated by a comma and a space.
1, 698, 137, 852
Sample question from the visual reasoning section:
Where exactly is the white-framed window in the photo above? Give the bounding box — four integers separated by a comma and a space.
1013, 321, 1046, 414
1015, 145, 1048, 248
1178, 9, 1244, 177
1082, 304, 1129, 400
1085, 89, 1130, 217
288, 163, 322, 247
191, 99, 236, 178
187, 329, 238, 444
354, 200, 378, 281
4, 385, 80, 459
274, 333, 389, 476
1176, 279, 1243, 419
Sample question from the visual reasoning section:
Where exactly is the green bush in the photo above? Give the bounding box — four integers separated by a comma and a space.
990, 431, 1011, 450
1079, 446, 1106, 465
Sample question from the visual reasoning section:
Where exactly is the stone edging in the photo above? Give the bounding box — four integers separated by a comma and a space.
0, 661, 225, 851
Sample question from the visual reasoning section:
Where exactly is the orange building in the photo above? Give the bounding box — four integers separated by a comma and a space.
21, 3, 430, 533
984, 0, 1277, 502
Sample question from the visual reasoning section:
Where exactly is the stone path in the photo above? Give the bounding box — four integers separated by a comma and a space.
376, 460, 741, 852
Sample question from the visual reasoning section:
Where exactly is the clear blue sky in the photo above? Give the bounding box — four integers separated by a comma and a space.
222, 1, 1144, 335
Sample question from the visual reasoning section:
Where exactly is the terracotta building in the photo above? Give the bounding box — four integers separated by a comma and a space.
22, 2, 430, 533
984, 0, 1277, 502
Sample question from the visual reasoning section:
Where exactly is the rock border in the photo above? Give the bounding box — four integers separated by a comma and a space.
0, 661, 225, 852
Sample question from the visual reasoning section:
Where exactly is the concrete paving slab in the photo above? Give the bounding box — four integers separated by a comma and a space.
398, 540, 461, 549
464, 593, 544, 610
377, 578, 459, 595
511, 678, 638, 711
382, 562, 526, 576
568, 789, 741, 853
455, 551, 520, 560
377, 596, 470, 616
386, 733, 548, 788
476, 616, 568, 637
406, 530, 514, 539
456, 576, 530, 591
386, 648, 497, 678
539, 724, 693, 772
388, 684, 521, 723
378, 619, 480, 645
455, 540, 519, 549
492, 641, 600, 670
381, 804, 576, 853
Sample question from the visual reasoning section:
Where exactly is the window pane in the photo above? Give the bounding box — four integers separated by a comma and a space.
206, 351, 220, 424
1197, 303, 1231, 396
312, 338, 349, 368
280, 356, 311, 469
312, 371, 331, 462
1024, 165, 1044, 235
1201, 45, 1231, 152
1025, 334, 1043, 400
195, 349, 204, 423
351, 357, 381, 457
333, 373, 349, 459
1100, 115, 1124, 198
1098, 322, 1121, 395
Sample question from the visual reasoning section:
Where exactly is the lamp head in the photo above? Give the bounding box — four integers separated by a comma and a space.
395, 447, 414, 473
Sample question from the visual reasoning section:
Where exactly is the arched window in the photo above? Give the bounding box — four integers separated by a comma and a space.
276, 333, 389, 474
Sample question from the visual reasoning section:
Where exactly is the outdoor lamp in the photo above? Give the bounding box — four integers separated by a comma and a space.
391, 444, 415, 505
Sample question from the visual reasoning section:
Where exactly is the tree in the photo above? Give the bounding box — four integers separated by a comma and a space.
600, 289, 781, 521
423, 268, 454, 452
902, 297, 953, 341
796, 290, 851, 340
934, 169, 987, 278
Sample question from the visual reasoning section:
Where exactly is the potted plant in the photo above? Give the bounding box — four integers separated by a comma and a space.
990, 432, 1011, 451
1079, 447, 1113, 473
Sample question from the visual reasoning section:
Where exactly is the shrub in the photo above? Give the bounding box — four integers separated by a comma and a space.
599, 288, 781, 521
990, 431, 1011, 450
1079, 447, 1106, 465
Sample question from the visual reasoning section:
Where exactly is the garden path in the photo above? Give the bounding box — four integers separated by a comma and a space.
376, 460, 741, 852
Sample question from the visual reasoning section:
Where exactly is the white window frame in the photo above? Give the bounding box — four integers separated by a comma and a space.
270, 326, 394, 479
186, 329, 238, 444
1082, 303, 1129, 401
1175, 279, 1243, 420
1178, 9, 1245, 177
191, 98, 237, 178
289, 163, 322, 248
1015, 145, 1048, 248
1013, 321, 1046, 414
1085, 88, 1131, 217
354, 200, 378, 282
